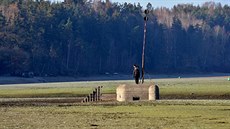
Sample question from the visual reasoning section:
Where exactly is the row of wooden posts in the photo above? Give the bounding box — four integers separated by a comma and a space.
82, 86, 103, 103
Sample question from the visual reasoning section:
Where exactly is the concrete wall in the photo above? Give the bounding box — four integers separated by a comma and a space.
116, 84, 159, 102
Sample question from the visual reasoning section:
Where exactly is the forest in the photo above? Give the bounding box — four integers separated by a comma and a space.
0, 0, 230, 77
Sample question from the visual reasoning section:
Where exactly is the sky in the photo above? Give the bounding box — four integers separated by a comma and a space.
50, 0, 230, 8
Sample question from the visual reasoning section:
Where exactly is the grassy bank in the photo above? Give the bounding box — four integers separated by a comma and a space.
0, 76, 230, 99
0, 100, 230, 129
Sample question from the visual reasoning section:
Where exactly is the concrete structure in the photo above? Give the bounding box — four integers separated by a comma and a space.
116, 84, 159, 102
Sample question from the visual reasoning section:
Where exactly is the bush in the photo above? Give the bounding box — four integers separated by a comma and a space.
0, 47, 29, 75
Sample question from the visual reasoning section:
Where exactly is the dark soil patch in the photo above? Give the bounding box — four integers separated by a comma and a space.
161, 94, 230, 99
1, 93, 230, 107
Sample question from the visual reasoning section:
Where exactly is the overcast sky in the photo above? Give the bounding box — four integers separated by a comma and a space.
49, 0, 230, 8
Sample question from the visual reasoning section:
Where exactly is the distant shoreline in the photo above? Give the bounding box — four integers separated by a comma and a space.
0, 73, 229, 85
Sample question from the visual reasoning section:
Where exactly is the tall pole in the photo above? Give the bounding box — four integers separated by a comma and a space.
141, 10, 149, 84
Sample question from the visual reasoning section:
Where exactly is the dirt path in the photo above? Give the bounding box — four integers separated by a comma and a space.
0, 94, 116, 106
1, 97, 230, 107
1, 93, 230, 107
0, 97, 84, 106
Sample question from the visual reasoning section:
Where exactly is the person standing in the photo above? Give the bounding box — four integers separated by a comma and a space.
133, 64, 140, 84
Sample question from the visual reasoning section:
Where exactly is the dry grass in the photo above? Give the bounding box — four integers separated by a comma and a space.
0, 100, 230, 129
0, 76, 230, 128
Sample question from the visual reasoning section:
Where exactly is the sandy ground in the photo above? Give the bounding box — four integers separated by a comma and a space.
0, 73, 230, 85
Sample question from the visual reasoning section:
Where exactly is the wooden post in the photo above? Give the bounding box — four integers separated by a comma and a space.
98, 86, 101, 101
98, 86, 103, 101
86, 96, 89, 102
82, 86, 103, 103
95, 88, 98, 101
93, 91, 96, 101
90, 94, 93, 102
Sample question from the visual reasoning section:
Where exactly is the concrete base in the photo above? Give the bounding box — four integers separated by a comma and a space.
116, 84, 159, 102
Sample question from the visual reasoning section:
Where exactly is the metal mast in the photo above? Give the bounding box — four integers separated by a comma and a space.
141, 9, 149, 84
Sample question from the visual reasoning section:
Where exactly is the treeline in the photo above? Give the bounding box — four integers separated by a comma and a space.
0, 0, 230, 76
